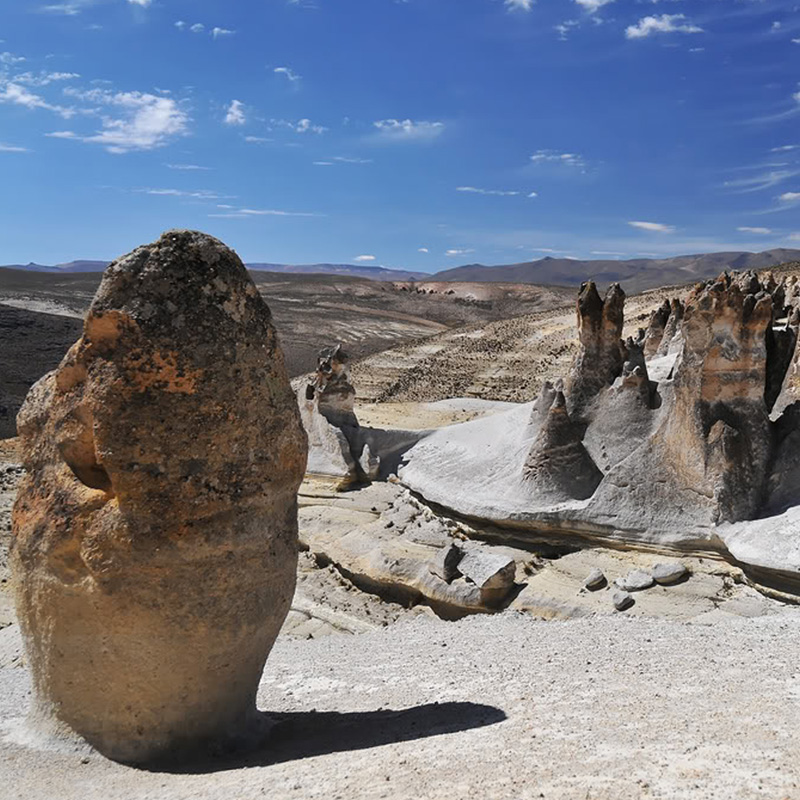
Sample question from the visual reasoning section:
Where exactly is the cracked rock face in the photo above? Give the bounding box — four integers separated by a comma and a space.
656, 276, 773, 523
11, 230, 307, 764
565, 281, 625, 422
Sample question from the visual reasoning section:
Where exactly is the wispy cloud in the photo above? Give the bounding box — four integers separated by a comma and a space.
128, 0, 152, 6
446, 248, 475, 256
505, 0, 534, 11
372, 119, 444, 142
418, 247, 429, 253
274, 66, 301, 82
530, 149, 585, 168
166, 163, 211, 171
724, 168, 800, 193
137, 188, 225, 199
0, 52, 26, 65
0, 143, 30, 153
737, 226, 773, 234
244, 135, 272, 143
14, 71, 80, 87
49, 89, 189, 152
212, 27, 235, 38
208, 206, 324, 218
772, 145, 798, 152
625, 14, 703, 40
575, 0, 614, 13
779, 192, 800, 204
39, 4, 84, 15
354, 255, 376, 262
0, 82, 75, 118
456, 186, 536, 197
271, 117, 326, 134
628, 220, 676, 233
225, 99, 246, 126
332, 156, 372, 164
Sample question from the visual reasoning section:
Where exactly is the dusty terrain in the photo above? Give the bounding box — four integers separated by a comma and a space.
0, 267, 571, 438
2, 611, 800, 800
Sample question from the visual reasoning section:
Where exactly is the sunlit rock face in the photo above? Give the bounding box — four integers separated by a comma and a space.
564, 281, 625, 423
11, 230, 307, 764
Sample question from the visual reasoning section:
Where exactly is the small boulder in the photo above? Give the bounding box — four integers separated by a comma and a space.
615, 569, 655, 592
613, 590, 634, 611
651, 562, 688, 585
583, 568, 606, 591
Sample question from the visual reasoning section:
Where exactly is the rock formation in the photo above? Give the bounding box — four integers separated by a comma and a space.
564, 281, 625, 422
642, 300, 671, 358
524, 390, 603, 501
397, 268, 800, 593
299, 344, 383, 486
11, 230, 307, 764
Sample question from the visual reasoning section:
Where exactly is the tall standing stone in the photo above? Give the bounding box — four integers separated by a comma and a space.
11, 231, 307, 763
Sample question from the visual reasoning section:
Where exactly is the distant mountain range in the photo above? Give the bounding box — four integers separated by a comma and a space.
1, 260, 427, 282
431, 249, 800, 293
3, 249, 800, 292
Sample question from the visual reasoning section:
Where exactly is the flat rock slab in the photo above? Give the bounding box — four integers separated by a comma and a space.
652, 562, 689, 585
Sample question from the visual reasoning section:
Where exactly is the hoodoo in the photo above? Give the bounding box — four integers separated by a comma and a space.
10, 230, 307, 763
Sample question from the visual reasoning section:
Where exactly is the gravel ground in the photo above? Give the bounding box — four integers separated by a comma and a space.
2, 611, 800, 800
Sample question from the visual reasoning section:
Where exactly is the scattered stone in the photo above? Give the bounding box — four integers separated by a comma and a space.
458, 549, 516, 592
10, 230, 307, 765
651, 562, 688, 585
615, 570, 655, 592
613, 590, 634, 611
583, 568, 606, 591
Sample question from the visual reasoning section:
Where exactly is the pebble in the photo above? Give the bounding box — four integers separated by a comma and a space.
652, 562, 688, 585
615, 569, 655, 592
613, 590, 634, 611
583, 568, 606, 591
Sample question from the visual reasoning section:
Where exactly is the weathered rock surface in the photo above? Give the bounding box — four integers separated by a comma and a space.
10, 230, 307, 764
613, 590, 634, 611
397, 270, 800, 594
583, 568, 606, 590
643, 300, 671, 357
523, 390, 602, 501
564, 281, 625, 422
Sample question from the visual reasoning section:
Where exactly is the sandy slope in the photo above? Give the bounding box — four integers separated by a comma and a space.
2, 612, 800, 799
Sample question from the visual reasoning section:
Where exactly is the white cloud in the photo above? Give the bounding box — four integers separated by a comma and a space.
787, 232, 800, 241
212, 27, 235, 38
175, 20, 187, 29
167, 163, 210, 171
51, 89, 189, 152
418, 247, 429, 253
244, 135, 272, 143
771, 21, 781, 32
625, 14, 703, 39
40, 4, 83, 15
0, 82, 75, 118
190, 23, 205, 33
139, 188, 225, 199
354, 255, 376, 262
373, 119, 445, 142
527, 191, 538, 198
555, 20, 580, 40
14, 71, 80, 87
313, 161, 333, 165
505, 0, 534, 10
446, 248, 475, 256
0, 143, 29, 152
779, 192, 800, 203
628, 220, 676, 233
575, 0, 614, 13
737, 226, 772, 235
208, 206, 323, 218
274, 66, 301, 82
591, 250, 626, 256
0, 52, 26, 65
530, 149, 585, 168
128, 0, 152, 6
793, 39, 800, 45
225, 99, 246, 126
295, 118, 326, 133
332, 156, 372, 164
457, 186, 521, 197
772, 145, 798, 152
724, 168, 800, 193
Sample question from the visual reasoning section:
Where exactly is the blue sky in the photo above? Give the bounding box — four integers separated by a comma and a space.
1, 0, 799, 271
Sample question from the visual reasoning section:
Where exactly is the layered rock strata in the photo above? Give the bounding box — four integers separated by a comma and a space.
11, 230, 307, 764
